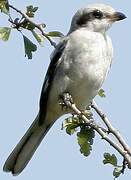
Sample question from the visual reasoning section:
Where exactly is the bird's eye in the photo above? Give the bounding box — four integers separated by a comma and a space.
92, 10, 103, 19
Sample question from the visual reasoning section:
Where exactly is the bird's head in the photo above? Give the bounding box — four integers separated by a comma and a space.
69, 4, 126, 34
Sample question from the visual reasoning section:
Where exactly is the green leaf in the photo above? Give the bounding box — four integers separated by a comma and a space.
47, 31, 64, 37
113, 166, 123, 178
26, 5, 38, 18
66, 124, 78, 135
78, 136, 92, 156
62, 117, 74, 130
33, 7, 38, 12
61, 118, 72, 130
61, 117, 81, 135
23, 35, 37, 59
103, 153, 117, 166
62, 117, 81, 130
0, 0, 9, 15
32, 30, 45, 46
80, 141, 91, 156
0, 27, 11, 41
77, 127, 95, 157
98, 89, 106, 98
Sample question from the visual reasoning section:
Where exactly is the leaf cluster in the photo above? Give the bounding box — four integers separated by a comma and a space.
62, 114, 95, 157
0, 2, 63, 59
62, 111, 124, 178
103, 153, 124, 178
26, 5, 38, 18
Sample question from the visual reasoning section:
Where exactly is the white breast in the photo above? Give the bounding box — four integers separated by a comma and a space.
52, 29, 113, 110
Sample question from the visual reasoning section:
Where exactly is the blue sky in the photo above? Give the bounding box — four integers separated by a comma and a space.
0, 0, 131, 180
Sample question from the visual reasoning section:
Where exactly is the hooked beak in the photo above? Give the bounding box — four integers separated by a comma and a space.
112, 12, 127, 21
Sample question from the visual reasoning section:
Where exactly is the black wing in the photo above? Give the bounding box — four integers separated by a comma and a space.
39, 40, 67, 125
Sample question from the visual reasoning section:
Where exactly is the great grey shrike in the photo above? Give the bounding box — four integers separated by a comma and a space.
3, 4, 126, 175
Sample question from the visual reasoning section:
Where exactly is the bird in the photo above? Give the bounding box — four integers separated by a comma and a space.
3, 4, 126, 175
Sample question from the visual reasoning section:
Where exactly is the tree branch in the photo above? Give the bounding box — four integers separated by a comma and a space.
62, 96, 131, 169
91, 100, 131, 156
8, 4, 57, 48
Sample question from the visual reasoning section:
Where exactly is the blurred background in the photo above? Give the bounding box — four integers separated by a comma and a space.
0, 0, 131, 179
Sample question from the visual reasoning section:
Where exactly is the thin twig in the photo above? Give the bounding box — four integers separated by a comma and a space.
8, 4, 57, 48
91, 100, 131, 156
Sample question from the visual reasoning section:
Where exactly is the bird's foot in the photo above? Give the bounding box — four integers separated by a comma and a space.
59, 92, 74, 110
